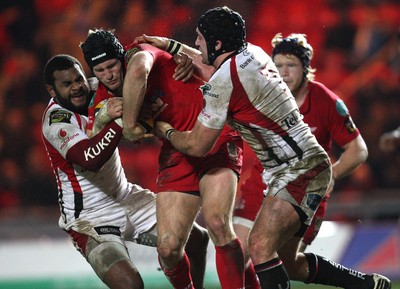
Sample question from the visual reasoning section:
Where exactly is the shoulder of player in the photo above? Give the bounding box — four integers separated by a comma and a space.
309, 81, 341, 104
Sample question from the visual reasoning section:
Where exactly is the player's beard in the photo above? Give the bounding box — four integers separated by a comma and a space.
54, 93, 90, 116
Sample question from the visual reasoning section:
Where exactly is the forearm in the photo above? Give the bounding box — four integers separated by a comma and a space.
160, 128, 198, 156
332, 146, 368, 180
66, 120, 122, 171
158, 122, 217, 157
122, 58, 149, 130
167, 39, 214, 81
122, 81, 146, 130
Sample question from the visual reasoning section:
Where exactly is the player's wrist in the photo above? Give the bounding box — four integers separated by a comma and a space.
165, 128, 177, 141
166, 39, 183, 55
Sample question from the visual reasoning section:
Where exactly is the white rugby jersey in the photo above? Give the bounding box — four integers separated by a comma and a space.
198, 43, 326, 175
41, 99, 153, 237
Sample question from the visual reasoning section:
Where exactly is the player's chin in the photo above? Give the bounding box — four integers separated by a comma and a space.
71, 97, 87, 108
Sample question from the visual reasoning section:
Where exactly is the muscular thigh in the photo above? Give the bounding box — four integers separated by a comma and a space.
156, 191, 201, 245
253, 195, 301, 250
200, 167, 238, 219
265, 155, 331, 226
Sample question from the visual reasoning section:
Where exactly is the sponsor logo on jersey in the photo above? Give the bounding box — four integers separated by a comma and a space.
240, 53, 254, 69
60, 133, 79, 150
49, 109, 72, 125
306, 193, 322, 211
58, 128, 68, 138
242, 48, 250, 56
281, 110, 300, 129
201, 83, 218, 98
84, 128, 117, 160
152, 96, 168, 119
200, 83, 211, 94
344, 116, 357, 134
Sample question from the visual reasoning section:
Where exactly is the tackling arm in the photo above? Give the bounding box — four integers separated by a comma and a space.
66, 120, 123, 171
136, 34, 215, 81
156, 120, 221, 157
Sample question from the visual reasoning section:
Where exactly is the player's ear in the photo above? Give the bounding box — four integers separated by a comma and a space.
215, 40, 222, 52
46, 84, 56, 98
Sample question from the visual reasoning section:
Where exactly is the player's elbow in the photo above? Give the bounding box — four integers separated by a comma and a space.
356, 137, 369, 163
359, 146, 368, 163
74, 158, 104, 172
186, 140, 212, 157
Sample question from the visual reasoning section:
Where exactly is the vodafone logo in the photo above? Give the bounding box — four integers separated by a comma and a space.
60, 133, 79, 150
59, 129, 68, 138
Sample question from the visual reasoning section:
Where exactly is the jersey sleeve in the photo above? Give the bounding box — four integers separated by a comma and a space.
324, 88, 360, 147
42, 108, 89, 159
197, 69, 231, 130
43, 107, 123, 171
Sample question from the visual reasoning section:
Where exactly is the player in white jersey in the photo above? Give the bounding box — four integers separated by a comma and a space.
41, 54, 209, 289
147, 6, 391, 289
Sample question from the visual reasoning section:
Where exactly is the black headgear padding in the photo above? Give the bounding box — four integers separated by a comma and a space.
198, 6, 246, 65
272, 38, 311, 72
81, 29, 125, 70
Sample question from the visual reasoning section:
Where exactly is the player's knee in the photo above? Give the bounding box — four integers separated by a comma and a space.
157, 232, 183, 260
86, 239, 131, 281
204, 213, 230, 237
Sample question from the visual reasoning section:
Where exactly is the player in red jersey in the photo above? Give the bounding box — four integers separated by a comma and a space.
233, 32, 369, 288
80, 29, 245, 289
152, 6, 392, 289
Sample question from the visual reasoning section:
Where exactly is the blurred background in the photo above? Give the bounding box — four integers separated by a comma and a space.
0, 0, 399, 288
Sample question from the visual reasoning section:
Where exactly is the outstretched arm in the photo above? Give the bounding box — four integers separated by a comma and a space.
156, 120, 221, 157
135, 34, 215, 81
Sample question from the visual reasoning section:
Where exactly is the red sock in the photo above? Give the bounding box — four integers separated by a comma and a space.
215, 237, 245, 289
159, 253, 194, 289
245, 260, 261, 289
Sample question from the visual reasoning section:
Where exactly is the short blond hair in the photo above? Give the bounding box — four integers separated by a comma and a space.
271, 33, 316, 81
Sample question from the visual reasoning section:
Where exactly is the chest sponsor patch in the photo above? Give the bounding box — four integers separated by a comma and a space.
49, 109, 72, 125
